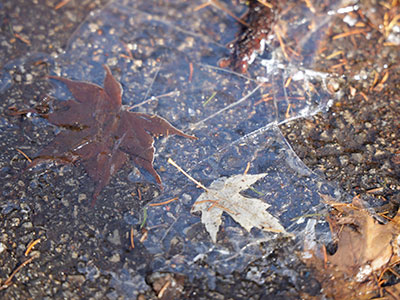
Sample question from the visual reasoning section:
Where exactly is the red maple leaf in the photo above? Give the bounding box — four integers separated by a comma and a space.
13, 65, 196, 204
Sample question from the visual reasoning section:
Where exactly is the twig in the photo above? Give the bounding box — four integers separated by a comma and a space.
274, 26, 290, 61
257, 0, 273, 9
139, 228, 148, 243
167, 158, 208, 191
243, 162, 251, 175
25, 238, 40, 256
14, 33, 31, 45
332, 29, 367, 40
16, 148, 32, 163
54, 0, 72, 10
303, 0, 316, 13
188, 62, 194, 83
157, 280, 171, 298
149, 197, 178, 207
130, 227, 135, 249
0, 255, 37, 290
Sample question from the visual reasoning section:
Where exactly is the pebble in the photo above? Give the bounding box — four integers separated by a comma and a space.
0, 242, 6, 253
13, 25, 24, 33
68, 275, 86, 285
109, 253, 120, 263
107, 57, 118, 66
107, 229, 121, 246
339, 155, 349, 165
181, 193, 192, 205
26, 73, 33, 83
15, 74, 22, 82
351, 153, 363, 163
88, 23, 99, 33
78, 193, 87, 202
22, 222, 33, 229
11, 217, 21, 227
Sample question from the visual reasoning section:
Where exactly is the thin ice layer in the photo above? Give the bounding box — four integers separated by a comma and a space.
55, 0, 343, 278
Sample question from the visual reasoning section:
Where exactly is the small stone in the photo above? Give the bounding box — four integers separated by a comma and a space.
29, 250, 40, 258
343, 110, 354, 125
109, 253, 120, 263
13, 25, 24, 33
351, 153, 363, 163
343, 15, 357, 27
61, 198, 69, 207
128, 167, 141, 182
181, 193, 192, 205
107, 229, 121, 246
88, 23, 99, 33
68, 275, 85, 285
328, 78, 340, 92
339, 155, 349, 165
0, 242, 6, 254
22, 222, 33, 229
65, 11, 77, 22
107, 57, 118, 66
26, 73, 33, 83
106, 291, 119, 300
1, 40, 12, 48
11, 218, 21, 227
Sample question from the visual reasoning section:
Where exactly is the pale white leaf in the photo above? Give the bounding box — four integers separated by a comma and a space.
191, 173, 286, 243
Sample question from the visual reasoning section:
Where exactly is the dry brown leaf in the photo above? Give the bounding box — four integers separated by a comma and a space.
302, 196, 400, 299
11, 65, 196, 204
328, 204, 395, 280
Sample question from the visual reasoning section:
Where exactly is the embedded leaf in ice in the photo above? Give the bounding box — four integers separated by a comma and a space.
11, 65, 196, 204
191, 173, 286, 243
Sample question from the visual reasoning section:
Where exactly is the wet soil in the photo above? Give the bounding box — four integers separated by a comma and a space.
0, 1, 399, 299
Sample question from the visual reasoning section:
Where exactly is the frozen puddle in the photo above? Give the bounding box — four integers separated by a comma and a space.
0, 0, 354, 297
